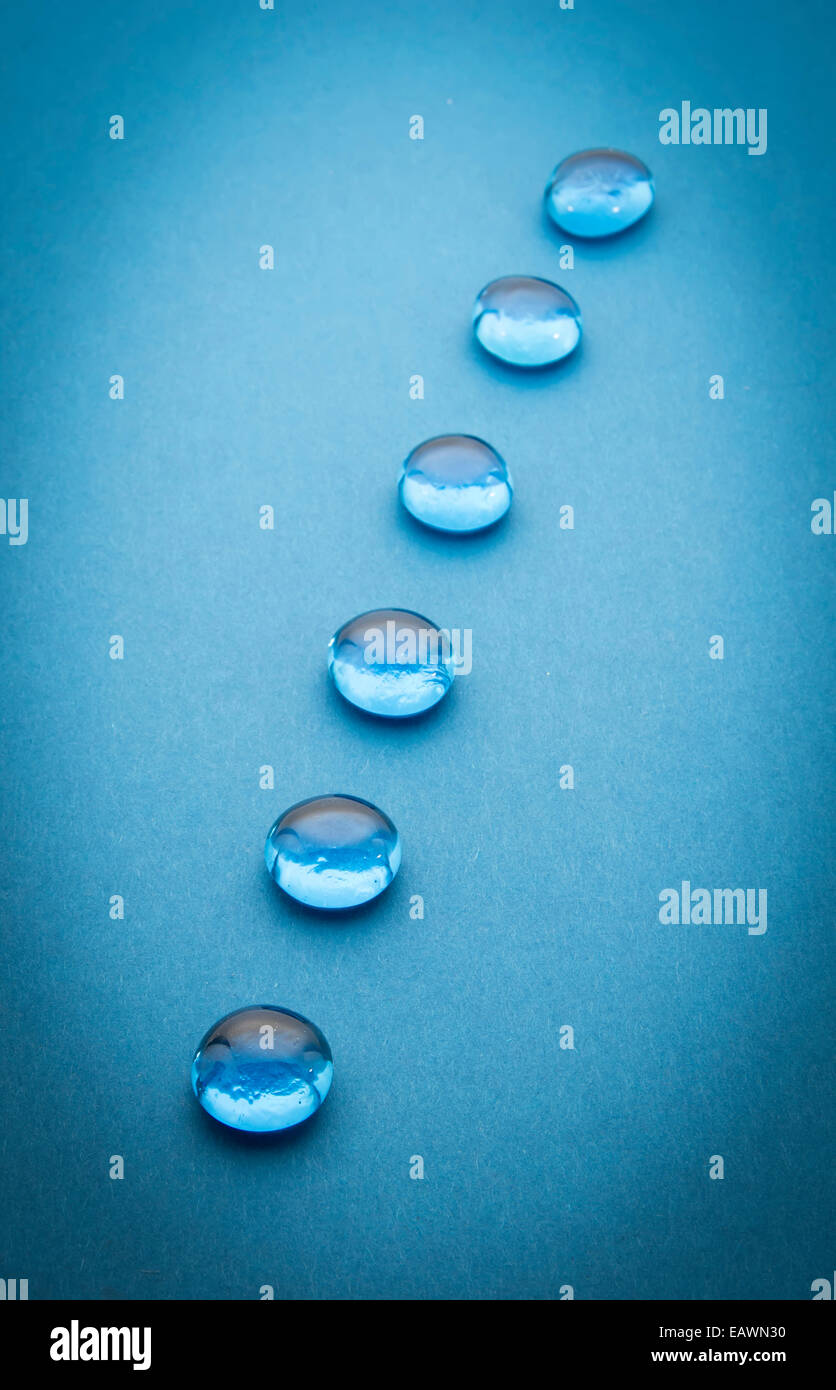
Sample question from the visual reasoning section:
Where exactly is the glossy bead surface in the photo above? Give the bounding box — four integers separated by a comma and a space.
544, 148, 654, 238
329, 608, 454, 717
191, 1005, 333, 1133
265, 793, 401, 909
473, 275, 581, 367
399, 434, 512, 533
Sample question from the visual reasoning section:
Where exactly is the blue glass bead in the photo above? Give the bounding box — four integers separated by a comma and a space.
473, 275, 581, 368
544, 148, 654, 238
399, 434, 512, 533
191, 1005, 333, 1133
265, 793, 401, 910
328, 608, 454, 717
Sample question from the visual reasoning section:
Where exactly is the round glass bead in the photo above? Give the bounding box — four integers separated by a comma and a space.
329, 608, 454, 717
191, 1005, 333, 1133
399, 434, 512, 533
544, 148, 654, 238
473, 275, 581, 367
265, 793, 401, 910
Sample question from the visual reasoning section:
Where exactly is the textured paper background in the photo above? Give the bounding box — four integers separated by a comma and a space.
1, 0, 834, 1299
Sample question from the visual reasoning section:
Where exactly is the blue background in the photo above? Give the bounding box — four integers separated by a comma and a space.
1, 0, 834, 1300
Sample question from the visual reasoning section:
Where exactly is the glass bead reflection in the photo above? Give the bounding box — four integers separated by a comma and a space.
265, 793, 401, 910
473, 275, 581, 367
191, 1005, 333, 1133
329, 608, 454, 717
544, 148, 654, 238
399, 434, 512, 533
